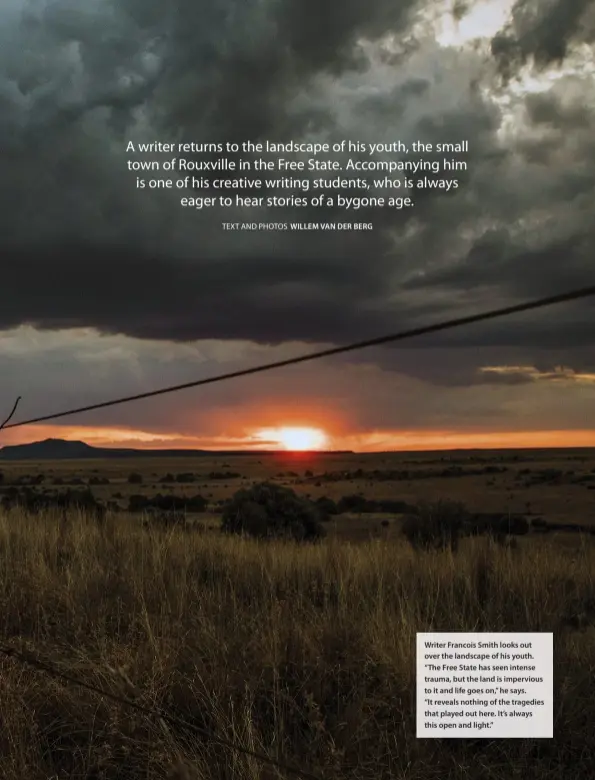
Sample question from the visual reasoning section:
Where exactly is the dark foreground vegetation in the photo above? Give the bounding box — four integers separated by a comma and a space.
0, 498, 594, 780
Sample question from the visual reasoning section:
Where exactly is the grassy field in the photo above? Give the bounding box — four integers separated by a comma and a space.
3, 447, 595, 537
0, 449, 594, 778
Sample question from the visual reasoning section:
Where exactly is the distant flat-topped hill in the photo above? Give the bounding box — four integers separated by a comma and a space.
0, 438, 352, 461
0, 438, 151, 460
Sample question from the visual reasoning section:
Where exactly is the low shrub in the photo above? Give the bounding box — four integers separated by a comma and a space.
221, 482, 325, 542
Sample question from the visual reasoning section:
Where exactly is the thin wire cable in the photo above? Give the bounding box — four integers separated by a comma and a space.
0, 396, 20, 429
0, 643, 325, 780
2, 283, 595, 430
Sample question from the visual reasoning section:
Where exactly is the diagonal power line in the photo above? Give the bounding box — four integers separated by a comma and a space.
2, 283, 595, 431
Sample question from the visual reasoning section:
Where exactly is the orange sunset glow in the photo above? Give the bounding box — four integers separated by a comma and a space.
3, 424, 595, 452
254, 426, 330, 451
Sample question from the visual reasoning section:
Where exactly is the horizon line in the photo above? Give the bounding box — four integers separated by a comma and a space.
2, 437, 595, 457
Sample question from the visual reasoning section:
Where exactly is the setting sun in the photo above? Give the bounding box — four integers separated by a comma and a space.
255, 426, 329, 451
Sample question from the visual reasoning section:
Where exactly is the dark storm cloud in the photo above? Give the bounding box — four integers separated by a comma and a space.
0, 243, 396, 343
401, 229, 593, 301
524, 90, 592, 129
478, 365, 595, 384
491, 0, 594, 76
0, 0, 594, 378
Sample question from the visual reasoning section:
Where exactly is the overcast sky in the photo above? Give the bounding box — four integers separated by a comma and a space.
1, 0, 594, 451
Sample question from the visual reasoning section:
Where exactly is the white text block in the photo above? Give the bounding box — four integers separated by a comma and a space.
416, 632, 553, 737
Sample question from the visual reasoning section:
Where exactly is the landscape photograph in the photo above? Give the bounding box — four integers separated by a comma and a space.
1, 0, 595, 779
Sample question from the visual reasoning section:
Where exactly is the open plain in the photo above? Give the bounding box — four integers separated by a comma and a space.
1, 447, 594, 779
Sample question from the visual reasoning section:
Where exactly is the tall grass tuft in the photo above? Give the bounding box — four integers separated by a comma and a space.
0, 506, 594, 778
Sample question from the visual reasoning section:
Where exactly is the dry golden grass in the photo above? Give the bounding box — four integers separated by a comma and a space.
0, 505, 594, 779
